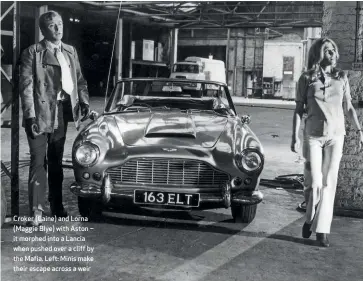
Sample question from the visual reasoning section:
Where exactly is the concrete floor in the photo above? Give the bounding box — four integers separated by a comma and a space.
1, 98, 363, 281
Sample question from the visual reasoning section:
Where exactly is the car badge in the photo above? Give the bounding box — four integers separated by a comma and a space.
162, 148, 177, 152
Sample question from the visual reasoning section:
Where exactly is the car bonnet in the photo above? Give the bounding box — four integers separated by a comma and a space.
112, 110, 228, 148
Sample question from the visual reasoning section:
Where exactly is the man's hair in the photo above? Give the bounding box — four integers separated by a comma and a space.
39, 10, 62, 31
306, 37, 343, 79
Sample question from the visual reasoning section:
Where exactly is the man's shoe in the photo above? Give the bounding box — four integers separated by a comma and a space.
51, 204, 68, 218
54, 208, 68, 218
316, 233, 330, 247
302, 222, 312, 238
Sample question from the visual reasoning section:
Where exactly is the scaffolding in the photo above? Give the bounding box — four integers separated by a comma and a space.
1, 1, 20, 217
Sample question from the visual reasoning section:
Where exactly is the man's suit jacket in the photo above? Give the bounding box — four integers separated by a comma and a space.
19, 39, 89, 132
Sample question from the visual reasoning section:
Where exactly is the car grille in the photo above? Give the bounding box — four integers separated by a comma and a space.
107, 158, 230, 187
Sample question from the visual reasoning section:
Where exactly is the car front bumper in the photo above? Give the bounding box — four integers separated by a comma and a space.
70, 174, 263, 208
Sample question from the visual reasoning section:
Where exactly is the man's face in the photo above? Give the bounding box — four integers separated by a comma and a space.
42, 15, 63, 43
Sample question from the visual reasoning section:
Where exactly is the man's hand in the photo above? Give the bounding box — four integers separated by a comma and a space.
25, 118, 40, 139
89, 110, 99, 121
80, 103, 90, 122
291, 137, 301, 153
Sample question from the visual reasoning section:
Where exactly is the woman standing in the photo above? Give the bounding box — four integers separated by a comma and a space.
291, 38, 363, 247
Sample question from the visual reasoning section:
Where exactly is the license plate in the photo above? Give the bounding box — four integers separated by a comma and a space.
134, 190, 200, 207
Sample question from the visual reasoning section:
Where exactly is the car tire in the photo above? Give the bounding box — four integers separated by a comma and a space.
231, 204, 257, 224
78, 197, 103, 221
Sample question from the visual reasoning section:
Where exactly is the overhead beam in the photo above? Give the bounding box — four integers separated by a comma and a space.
209, 7, 252, 20
178, 21, 199, 29
180, 21, 322, 29
276, 1, 293, 21
104, 2, 322, 8
145, 6, 173, 15
256, 1, 270, 19
164, 18, 321, 23
0, 67, 11, 83
93, 11, 322, 16
29, 1, 323, 29
121, 8, 174, 22
0, 3, 15, 21
0, 30, 14, 36
171, 2, 183, 14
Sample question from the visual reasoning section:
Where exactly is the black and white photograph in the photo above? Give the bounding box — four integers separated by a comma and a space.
1, 1, 363, 280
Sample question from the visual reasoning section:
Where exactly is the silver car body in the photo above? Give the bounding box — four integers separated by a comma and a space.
70, 78, 264, 215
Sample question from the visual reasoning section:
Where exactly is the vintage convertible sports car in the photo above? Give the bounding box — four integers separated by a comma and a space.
70, 78, 264, 224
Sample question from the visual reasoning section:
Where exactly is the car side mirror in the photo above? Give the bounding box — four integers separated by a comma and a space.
241, 114, 251, 124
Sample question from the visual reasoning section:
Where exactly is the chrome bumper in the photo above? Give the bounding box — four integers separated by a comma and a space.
70, 176, 263, 207
70, 174, 113, 204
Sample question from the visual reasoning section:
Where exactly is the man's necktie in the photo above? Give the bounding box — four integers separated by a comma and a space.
54, 47, 74, 95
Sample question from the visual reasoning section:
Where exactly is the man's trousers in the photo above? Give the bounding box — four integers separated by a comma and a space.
26, 101, 71, 215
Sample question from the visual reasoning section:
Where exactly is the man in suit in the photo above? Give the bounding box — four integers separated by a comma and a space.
19, 11, 90, 225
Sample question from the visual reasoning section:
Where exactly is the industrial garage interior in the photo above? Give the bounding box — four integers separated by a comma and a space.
1, 1, 324, 98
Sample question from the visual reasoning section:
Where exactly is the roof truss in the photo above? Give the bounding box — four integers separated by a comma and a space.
72, 1, 323, 28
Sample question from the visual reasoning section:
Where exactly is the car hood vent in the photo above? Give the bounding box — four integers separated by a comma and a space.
113, 111, 228, 148
145, 113, 196, 138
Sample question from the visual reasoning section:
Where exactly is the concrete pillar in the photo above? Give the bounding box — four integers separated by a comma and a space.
226, 28, 230, 83
322, 1, 363, 210
229, 29, 245, 97
115, 18, 123, 80
35, 5, 47, 42
129, 23, 133, 78
237, 37, 245, 97
170, 28, 178, 66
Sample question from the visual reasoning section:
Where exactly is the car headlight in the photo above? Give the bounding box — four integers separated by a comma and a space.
75, 142, 99, 167
235, 149, 263, 173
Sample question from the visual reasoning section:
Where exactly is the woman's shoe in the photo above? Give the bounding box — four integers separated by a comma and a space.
302, 222, 312, 238
26, 210, 43, 227
316, 233, 330, 247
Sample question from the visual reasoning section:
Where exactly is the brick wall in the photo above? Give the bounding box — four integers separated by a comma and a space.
322, 2, 363, 209
322, 1, 363, 69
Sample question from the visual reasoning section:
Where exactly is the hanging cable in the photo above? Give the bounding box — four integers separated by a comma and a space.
104, 1, 123, 111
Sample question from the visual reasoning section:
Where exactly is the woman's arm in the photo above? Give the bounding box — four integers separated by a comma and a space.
346, 102, 362, 131
346, 101, 363, 150
343, 75, 363, 150
291, 102, 305, 152
291, 74, 307, 152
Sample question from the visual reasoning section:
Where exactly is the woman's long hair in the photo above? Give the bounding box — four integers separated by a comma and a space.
306, 37, 344, 80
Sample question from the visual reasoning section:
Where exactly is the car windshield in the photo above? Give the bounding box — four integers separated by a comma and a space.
173, 64, 200, 73
105, 79, 235, 115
